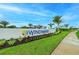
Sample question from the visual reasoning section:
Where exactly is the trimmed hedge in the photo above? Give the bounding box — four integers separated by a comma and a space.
0, 33, 53, 49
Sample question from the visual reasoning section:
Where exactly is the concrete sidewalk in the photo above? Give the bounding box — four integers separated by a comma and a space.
51, 31, 79, 55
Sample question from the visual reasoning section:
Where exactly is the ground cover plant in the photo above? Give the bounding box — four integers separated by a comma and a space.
0, 40, 6, 46
0, 40, 6, 48
7, 39, 16, 46
0, 33, 53, 49
0, 31, 69, 55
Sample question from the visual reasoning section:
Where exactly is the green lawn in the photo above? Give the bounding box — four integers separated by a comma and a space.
0, 31, 69, 55
76, 31, 79, 39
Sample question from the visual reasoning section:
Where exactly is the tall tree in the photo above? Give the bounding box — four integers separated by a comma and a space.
0, 21, 9, 28
48, 23, 54, 29
53, 16, 62, 31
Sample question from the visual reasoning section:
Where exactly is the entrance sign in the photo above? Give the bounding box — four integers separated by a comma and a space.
26, 29, 52, 36
0, 29, 54, 39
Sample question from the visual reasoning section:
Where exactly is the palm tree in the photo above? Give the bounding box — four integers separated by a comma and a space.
48, 23, 54, 29
28, 23, 33, 28
37, 25, 43, 29
0, 21, 9, 28
53, 16, 62, 31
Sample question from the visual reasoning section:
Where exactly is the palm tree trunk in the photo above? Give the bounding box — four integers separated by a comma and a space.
57, 24, 60, 33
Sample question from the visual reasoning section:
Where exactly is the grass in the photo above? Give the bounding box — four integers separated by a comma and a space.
76, 31, 79, 39
0, 31, 69, 55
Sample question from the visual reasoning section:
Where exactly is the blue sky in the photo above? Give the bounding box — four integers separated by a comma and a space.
0, 3, 79, 27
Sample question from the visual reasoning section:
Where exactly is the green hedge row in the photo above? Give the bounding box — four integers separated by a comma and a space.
0, 33, 53, 49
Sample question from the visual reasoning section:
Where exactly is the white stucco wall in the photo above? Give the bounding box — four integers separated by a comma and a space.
0, 28, 55, 39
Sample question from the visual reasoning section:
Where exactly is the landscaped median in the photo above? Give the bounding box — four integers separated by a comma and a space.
0, 31, 70, 55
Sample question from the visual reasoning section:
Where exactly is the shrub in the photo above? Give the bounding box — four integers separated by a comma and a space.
7, 39, 16, 46
1, 41, 10, 48
20, 37, 27, 43
13, 39, 21, 46
0, 40, 6, 49
28, 36, 33, 41
0, 33, 53, 49
0, 40, 6, 46
33, 36, 38, 40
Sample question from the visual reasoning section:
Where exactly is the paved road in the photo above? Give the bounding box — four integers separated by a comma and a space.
52, 31, 79, 55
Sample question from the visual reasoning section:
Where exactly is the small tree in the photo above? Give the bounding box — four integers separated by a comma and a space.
43, 26, 47, 29
20, 26, 27, 28
7, 25, 16, 28
48, 23, 54, 29
33, 25, 37, 29
0, 21, 9, 28
28, 23, 33, 28
37, 25, 43, 29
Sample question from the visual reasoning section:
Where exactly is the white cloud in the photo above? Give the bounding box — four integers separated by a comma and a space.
67, 6, 79, 13
0, 4, 23, 13
62, 14, 78, 20
0, 4, 52, 17
62, 5, 79, 22
24, 9, 48, 17
61, 5, 79, 27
